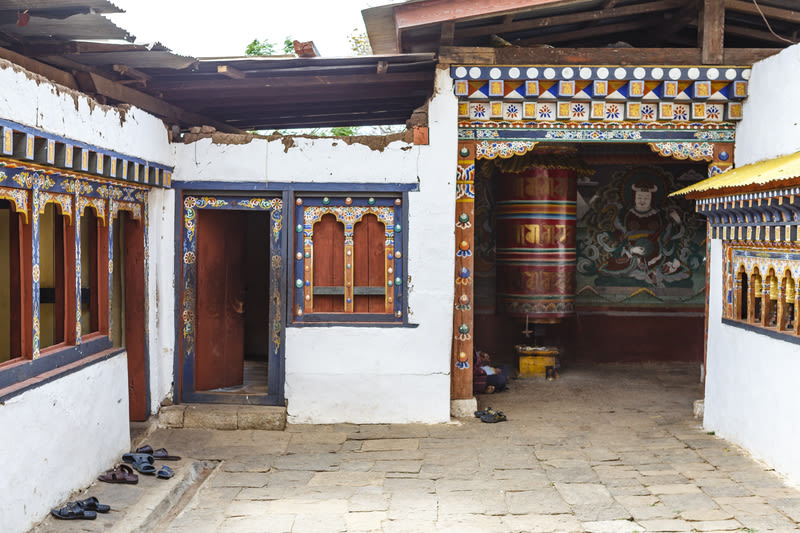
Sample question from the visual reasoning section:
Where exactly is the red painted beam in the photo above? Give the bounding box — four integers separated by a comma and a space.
394, 0, 573, 29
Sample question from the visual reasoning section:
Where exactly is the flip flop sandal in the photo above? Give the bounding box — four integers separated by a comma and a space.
76, 496, 110, 513
98, 464, 138, 484
480, 410, 507, 423
156, 465, 175, 479
51, 502, 97, 520
136, 445, 182, 461
474, 407, 497, 418
122, 452, 154, 465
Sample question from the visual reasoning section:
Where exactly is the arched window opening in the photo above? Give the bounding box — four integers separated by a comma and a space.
737, 265, 748, 321
767, 268, 778, 327
752, 268, 762, 323
784, 271, 795, 331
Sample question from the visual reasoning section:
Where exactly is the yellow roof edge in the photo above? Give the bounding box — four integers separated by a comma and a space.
670, 151, 800, 198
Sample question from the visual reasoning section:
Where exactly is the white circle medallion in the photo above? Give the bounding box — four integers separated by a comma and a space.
597, 67, 609, 79
455, 67, 467, 78
489, 67, 502, 79
508, 67, 520, 79
707, 68, 719, 80
469, 67, 482, 79
633, 67, 646, 79
725, 68, 737, 80
688, 67, 700, 80
544, 67, 556, 79
651, 67, 664, 79
742, 69, 751, 80
561, 67, 574, 79
579, 67, 592, 79
614, 67, 627, 79
527, 67, 539, 78
669, 68, 682, 80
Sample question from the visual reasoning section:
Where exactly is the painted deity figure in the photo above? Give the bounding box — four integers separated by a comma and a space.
597, 178, 690, 287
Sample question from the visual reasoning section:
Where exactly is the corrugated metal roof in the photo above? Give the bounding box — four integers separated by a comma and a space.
673, 152, 800, 197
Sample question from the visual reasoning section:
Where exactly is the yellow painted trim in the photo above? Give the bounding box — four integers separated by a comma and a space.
673, 151, 800, 196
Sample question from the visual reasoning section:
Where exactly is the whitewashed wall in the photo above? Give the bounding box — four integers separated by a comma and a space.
0, 62, 174, 533
173, 68, 458, 423
734, 45, 800, 166
704, 42, 800, 485
147, 188, 176, 412
0, 355, 130, 533
704, 240, 800, 483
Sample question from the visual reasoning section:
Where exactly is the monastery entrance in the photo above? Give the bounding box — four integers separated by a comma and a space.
179, 194, 285, 405
449, 63, 746, 400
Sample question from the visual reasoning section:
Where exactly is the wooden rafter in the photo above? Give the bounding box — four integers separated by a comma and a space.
217, 65, 246, 79
394, 0, 575, 29
725, 0, 800, 24
516, 19, 663, 45
455, 0, 687, 39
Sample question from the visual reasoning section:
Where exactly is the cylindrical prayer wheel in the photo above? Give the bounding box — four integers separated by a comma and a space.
495, 166, 576, 320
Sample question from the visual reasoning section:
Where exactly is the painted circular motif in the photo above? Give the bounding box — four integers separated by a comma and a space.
719, 151, 730, 161
526, 67, 538, 78
345, 197, 352, 205
295, 279, 303, 288
322, 197, 330, 205
459, 294, 470, 304
459, 147, 470, 157
651, 67, 664, 79
561, 67, 574, 79
579, 67, 592, 79
742, 69, 751, 80
394, 223, 401, 232
346, 249, 352, 256
295, 224, 303, 232
296, 252, 303, 260
455, 66, 467, 78
305, 252, 311, 258
395, 277, 402, 285
346, 298, 351, 303
669, 68, 681, 80
458, 323, 470, 334
543, 68, 556, 79
395, 251, 402, 259
469, 67, 481, 79
614, 67, 626, 80
633, 67, 646, 79
368, 197, 375, 205
394, 198, 402, 205
305, 294, 310, 301
388, 267, 393, 274
707, 68, 719, 80
388, 280, 394, 287
508, 67, 520, 79
346, 263, 351, 269
295, 198, 303, 205
459, 267, 470, 278
459, 240, 470, 251
489, 67, 502, 79
296, 308, 303, 317
596, 67, 609, 80
305, 280, 310, 286
688, 67, 700, 80
726, 68, 737, 80
396, 311, 402, 318
458, 351, 469, 363
458, 213, 470, 223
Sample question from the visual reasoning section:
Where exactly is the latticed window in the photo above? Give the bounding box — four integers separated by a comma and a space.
292, 196, 405, 323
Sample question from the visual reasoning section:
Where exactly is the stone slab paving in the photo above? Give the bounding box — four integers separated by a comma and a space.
30, 363, 800, 532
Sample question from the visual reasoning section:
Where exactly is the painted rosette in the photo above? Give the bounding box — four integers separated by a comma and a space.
495, 167, 576, 320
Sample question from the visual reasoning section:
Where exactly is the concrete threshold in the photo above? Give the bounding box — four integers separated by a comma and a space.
158, 403, 286, 431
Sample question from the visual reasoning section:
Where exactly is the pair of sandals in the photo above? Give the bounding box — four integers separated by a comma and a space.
51, 497, 109, 520
121, 453, 174, 479
474, 406, 508, 423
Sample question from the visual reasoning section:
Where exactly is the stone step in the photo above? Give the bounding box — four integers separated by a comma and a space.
158, 404, 286, 430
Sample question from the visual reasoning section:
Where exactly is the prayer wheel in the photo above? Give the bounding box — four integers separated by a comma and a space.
495, 166, 576, 321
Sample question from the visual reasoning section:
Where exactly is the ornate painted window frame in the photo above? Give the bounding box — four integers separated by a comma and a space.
0, 157, 151, 399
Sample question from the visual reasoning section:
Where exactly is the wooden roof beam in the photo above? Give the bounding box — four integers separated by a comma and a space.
0, 45, 78, 89
456, 0, 687, 39
700, 0, 725, 64
724, 23, 799, 45
439, 45, 781, 65
394, 0, 578, 29
725, 0, 800, 24
217, 65, 246, 79
113, 64, 151, 82
516, 19, 661, 45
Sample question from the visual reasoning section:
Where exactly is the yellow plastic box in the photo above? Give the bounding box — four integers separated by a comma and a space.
517, 347, 558, 377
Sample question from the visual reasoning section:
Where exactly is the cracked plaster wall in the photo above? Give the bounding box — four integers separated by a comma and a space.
172, 68, 458, 423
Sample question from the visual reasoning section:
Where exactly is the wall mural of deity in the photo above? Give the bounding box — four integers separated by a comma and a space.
576, 165, 706, 306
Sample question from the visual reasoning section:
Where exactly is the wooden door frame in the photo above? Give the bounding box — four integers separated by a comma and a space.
177, 192, 286, 405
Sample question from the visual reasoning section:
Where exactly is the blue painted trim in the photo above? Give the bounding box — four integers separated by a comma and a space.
721, 318, 800, 346
459, 126, 735, 143
173, 191, 183, 404
0, 336, 114, 393
173, 181, 420, 192
450, 65, 751, 82
0, 117, 173, 172
181, 391, 281, 405
289, 320, 420, 328
0, 347, 124, 403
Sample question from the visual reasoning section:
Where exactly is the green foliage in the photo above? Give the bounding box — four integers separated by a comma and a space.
245, 36, 294, 56
347, 28, 372, 56
330, 126, 358, 136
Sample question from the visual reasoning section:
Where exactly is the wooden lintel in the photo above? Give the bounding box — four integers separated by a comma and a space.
0, 45, 78, 89
395, 0, 574, 29
217, 65, 246, 79
725, 24, 797, 45
700, 0, 725, 64
456, 0, 686, 40
517, 19, 661, 45
113, 64, 151, 81
725, 0, 800, 24
439, 46, 781, 66
86, 72, 244, 134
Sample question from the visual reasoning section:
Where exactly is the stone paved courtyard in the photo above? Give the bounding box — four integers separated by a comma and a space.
33, 363, 800, 532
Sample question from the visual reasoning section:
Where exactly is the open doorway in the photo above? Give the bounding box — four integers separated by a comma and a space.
194, 209, 270, 395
